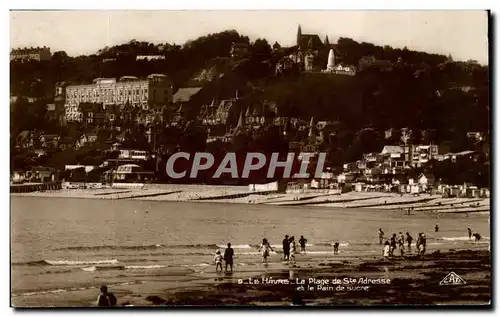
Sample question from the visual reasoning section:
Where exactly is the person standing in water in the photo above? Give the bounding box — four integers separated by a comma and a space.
378, 228, 385, 244
96, 285, 117, 307
224, 243, 234, 272
417, 233, 427, 255
389, 234, 397, 256
259, 238, 274, 263
282, 235, 290, 261
421, 234, 427, 254
406, 232, 413, 251
467, 228, 472, 240
473, 233, 481, 242
397, 232, 405, 256
435, 224, 439, 232
289, 237, 297, 264
383, 241, 390, 260
214, 250, 223, 272
333, 242, 340, 255
299, 235, 307, 254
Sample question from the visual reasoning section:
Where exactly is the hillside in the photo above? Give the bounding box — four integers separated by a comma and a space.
10, 29, 490, 141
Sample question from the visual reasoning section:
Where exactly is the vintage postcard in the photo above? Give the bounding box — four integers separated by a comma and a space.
10, 10, 490, 307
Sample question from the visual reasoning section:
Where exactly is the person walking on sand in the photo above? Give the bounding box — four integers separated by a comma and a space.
299, 235, 307, 254
383, 241, 390, 260
214, 250, 223, 272
96, 285, 117, 307
467, 228, 472, 240
259, 238, 274, 263
289, 237, 297, 264
406, 232, 413, 251
378, 228, 385, 245
224, 243, 234, 272
282, 235, 290, 261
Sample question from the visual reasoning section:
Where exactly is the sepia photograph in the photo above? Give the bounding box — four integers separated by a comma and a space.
9, 10, 491, 308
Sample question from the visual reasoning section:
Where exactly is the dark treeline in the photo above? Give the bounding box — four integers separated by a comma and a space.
10, 30, 490, 183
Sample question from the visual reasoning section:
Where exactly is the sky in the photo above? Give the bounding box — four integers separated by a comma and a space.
10, 10, 489, 64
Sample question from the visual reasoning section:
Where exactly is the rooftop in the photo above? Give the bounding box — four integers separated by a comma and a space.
173, 87, 203, 103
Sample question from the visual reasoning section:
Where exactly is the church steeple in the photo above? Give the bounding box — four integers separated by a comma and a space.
308, 117, 315, 137
297, 24, 302, 47
324, 35, 330, 47
234, 108, 245, 134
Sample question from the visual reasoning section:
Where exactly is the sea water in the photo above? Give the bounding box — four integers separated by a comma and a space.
11, 196, 490, 299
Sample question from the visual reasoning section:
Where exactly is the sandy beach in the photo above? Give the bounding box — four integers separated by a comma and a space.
11, 190, 491, 307
12, 247, 491, 307
10, 184, 490, 214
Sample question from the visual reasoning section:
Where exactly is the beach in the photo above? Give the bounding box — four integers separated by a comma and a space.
10, 193, 491, 307
10, 183, 491, 213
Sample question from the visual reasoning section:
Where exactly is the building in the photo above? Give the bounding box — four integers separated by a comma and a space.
200, 94, 241, 127
118, 149, 150, 161
293, 25, 325, 72
323, 49, 356, 76
466, 132, 485, 142
64, 74, 173, 122
11, 46, 51, 61
136, 55, 166, 61
409, 144, 439, 167
275, 57, 298, 76
381, 144, 438, 168
110, 164, 154, 183
230, 42, 250, 59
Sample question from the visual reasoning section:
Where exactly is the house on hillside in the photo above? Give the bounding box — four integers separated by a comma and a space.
16, 130, 34, 149
275, 57, 298, 76
25, 166, 57, 182
418, 173, 435, 186
39, 133, 60, 149
230, 42, 250, 59
75, 132, 98, 149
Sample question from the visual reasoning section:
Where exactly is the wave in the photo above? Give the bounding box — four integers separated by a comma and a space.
55, 244, 221, 252
270, 243, 316, 248
440, 236, 490, 241
47, 259, 119, 266
125, 265, 167, 270
13, 259, 119, 267
81, 264, 167, 272
216, 244, 253, 249
12, 281, 140, 297
313, 243, 350, 247
181, 263, 211, 268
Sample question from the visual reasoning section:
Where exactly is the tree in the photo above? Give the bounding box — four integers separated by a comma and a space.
251, 38, 272, 61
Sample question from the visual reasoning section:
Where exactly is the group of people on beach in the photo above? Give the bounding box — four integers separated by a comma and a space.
212, 235, 344, 272
379, 225, 482, 260
468, 227, 482, 242
379, 228, 426, 258
214, 243, 234, 272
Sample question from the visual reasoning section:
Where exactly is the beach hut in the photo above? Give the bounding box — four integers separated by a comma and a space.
480, 188, 490, 198
354, 183, 365, 192
466, 186, 480, 198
